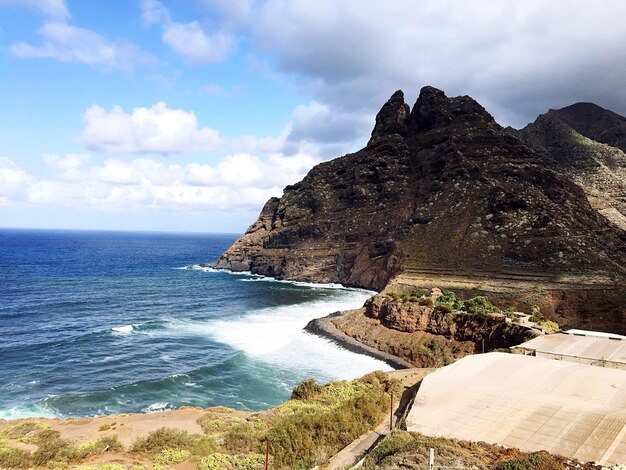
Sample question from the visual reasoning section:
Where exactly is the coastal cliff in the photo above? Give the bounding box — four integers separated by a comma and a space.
215, 86, 626, 333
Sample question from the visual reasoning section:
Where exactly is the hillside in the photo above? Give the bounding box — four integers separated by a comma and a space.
214, 86, 626, 333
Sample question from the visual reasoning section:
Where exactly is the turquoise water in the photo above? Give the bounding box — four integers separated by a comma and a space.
0, 229, 387, 419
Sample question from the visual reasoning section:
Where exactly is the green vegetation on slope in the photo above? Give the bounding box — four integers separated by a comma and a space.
364, 430, 594, 470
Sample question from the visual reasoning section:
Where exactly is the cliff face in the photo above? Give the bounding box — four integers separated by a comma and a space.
364, 295, 536, 350
215, 86, 626, 332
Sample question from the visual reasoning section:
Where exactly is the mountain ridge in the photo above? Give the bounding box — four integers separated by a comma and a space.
214, 86, 626, 333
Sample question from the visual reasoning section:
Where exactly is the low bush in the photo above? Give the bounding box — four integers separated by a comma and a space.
196, 453, 265, 470
223, 421, 264, 453
75, 435, 123, 459
266, 384, 389, 468
130, 427, 197, 453
191, 436, 217, 457
3, 421, 48, 442
153, 447, 191, 466
0, 447, 33, 469
291, 378, 323, 400
436, 290, 465, 310
32, 431, 73, 466
433, 303, 453, 314
363, 430, 413, 468
418, 297, 434, 307
496, 451, 565, 470
464, 296, 500, 315
75, 465, 129, 470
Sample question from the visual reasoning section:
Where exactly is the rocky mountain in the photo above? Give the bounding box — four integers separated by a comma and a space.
513, 106, 626, 231
214, 87, 626, 333
550, 102, 626, 152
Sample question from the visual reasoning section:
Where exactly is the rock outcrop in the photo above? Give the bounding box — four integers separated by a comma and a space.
214, 86, 626, 333
364, 294, 536, 350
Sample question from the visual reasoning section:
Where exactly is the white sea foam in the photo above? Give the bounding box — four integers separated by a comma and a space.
142, 402, 171, 413
0, 403, 58, 419
176, 288, 390, 380
112, 324, 134, 334
239, 277, 348, 290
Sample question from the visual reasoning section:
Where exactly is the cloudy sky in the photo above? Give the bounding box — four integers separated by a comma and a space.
1, 0, 625, 233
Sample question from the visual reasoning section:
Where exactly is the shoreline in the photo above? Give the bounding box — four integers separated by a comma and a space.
304, 310, 414, 370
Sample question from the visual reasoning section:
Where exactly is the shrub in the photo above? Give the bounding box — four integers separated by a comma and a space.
197, 453, 265, 470
436, 290, 465, 310
291, 378, 323, 400
75, 435, 123, 459
363, 430, 413, 468
3, 421, 48, 442
32, 431, 73, 466
76, 465, 128, 470
223, 421, 263, 453
266, 386, 388, 468
153, 447, 191, 466
434, 303, 453, 314
191, 436, 216, 457
496, 451, 565, 470
98, 424, 112, 432
464, 296, 500, 315
0, 447, 33, 469
418, 297, 434, 307
131, 427, 197, 453
197, 453, 232, 470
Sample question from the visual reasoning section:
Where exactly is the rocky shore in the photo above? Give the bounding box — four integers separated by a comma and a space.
304, 310, 414, 369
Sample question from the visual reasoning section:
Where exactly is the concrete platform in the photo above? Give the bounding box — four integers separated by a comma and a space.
514, 333, 626, 370
406, 353, 626, 466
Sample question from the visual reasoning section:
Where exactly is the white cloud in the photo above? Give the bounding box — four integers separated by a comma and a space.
141, 0, 235, 65
11, 21, 155, 71
0, 0, 68, 19
42, 153, 90, 180
1, 152, 318, 212
288, 101, 372, 145
81, 102, 222, 154
140, 0, 170, 25
252, 0, 626, 127
163, 21, 234, 65
199, 0, 255, 25
0, 157, 33, 202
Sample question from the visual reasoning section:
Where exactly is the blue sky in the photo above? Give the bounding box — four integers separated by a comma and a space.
1, 0, 625, 233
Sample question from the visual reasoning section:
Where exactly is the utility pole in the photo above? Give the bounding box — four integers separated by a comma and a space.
389, 393, 393, 431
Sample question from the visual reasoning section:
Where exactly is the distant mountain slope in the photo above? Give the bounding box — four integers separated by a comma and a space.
514, 105, 626, 231
215, 87, 626, 333
550, 102, 626, 152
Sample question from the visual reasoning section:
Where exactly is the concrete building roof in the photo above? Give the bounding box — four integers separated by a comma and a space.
564, 329, 626, 340
515, 333, 626, 367
406, 353, 626, 466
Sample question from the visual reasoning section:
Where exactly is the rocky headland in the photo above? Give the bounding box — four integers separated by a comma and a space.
307, 290, 539, 368
214, 86, 626, 334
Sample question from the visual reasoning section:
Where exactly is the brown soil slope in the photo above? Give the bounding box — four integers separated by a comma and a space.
215, 86, 626, 333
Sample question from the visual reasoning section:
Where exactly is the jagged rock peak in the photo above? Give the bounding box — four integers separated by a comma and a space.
409, 86, 496, 134
369, 90, 410, 143
369, 86, 497, 143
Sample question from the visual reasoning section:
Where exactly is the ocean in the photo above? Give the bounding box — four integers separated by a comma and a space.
0, 229, 388, 419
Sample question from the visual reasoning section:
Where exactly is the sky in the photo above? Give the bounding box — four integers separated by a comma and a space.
1, 1, 625, 233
